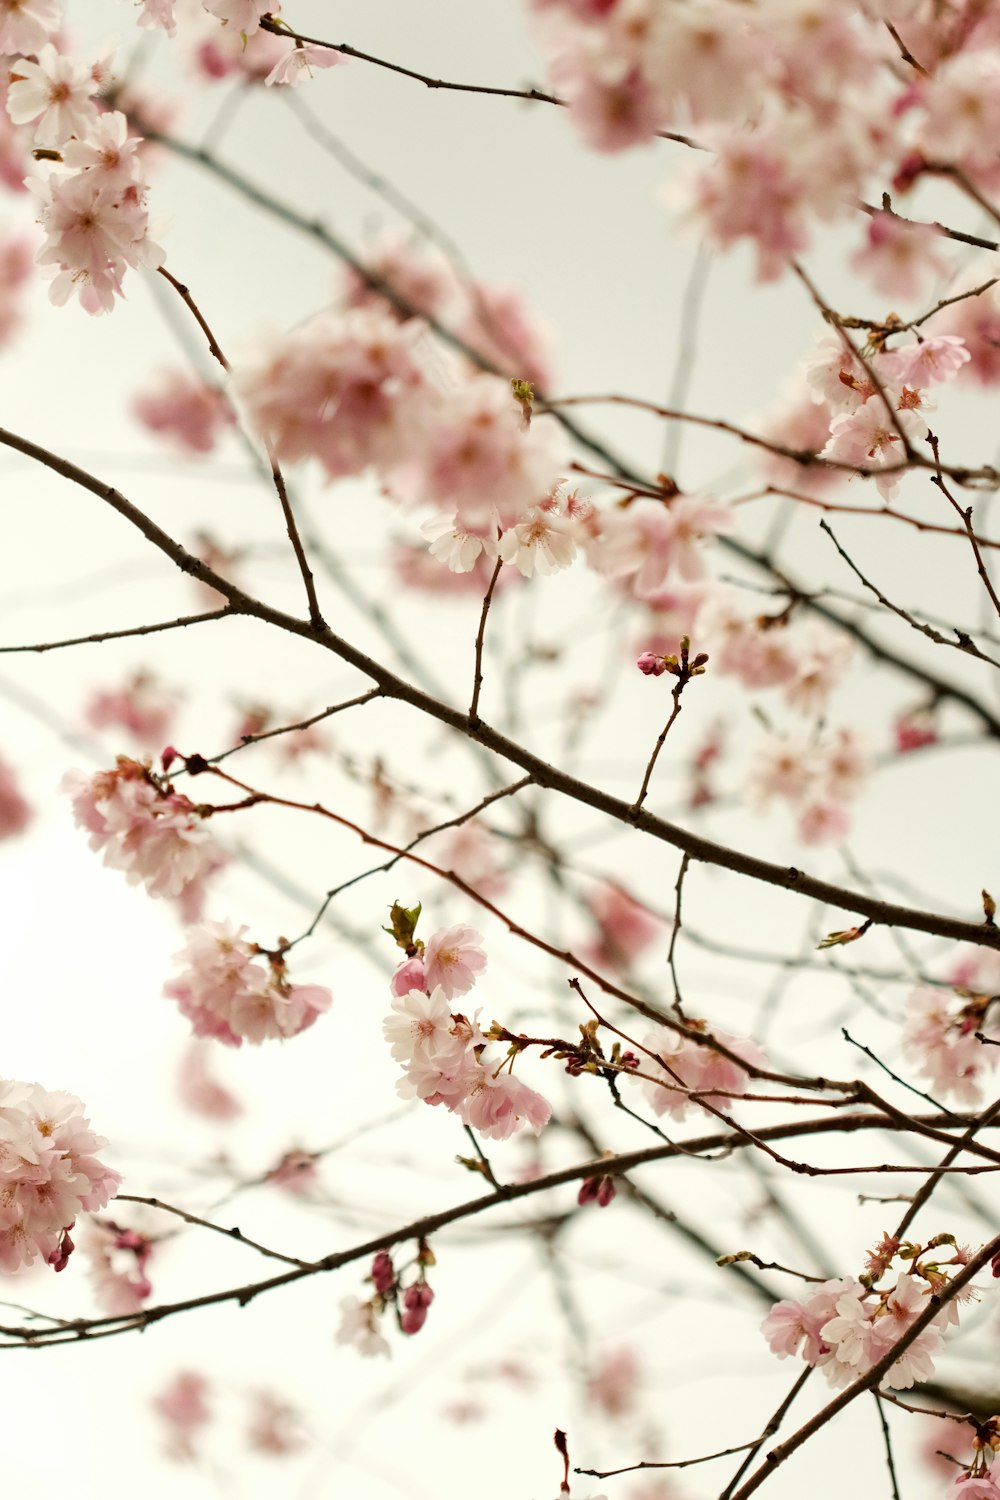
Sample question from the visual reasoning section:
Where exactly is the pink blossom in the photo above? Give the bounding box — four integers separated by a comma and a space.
903, 990, 991, 1105
880, 335, 971, 388
894, 709, 938, 753
383, 986, 460, 1067
422, 925, 488, 1000
136, 0, 177, 35
85, 671, 178, 748
821, 399, 926, 498
63, 758, 219, 901
0, 1080, 120, 1273
0, 754, 31, 839
133, 369, 234, 453
819, 1288, 892, 1374
264, 43, 346, 88
152, 1372, 212, 1460
202, 0, 271, 33
499, 506, 579, 577
668, 496, 733, 579
457, 281, 554, 388
637, 651, 666, 676
176, 1041, 243, 1121
762, 1279, 857, 1367
422, 820, 508, 900
341, 230, 458, 323
753, 382, 840, 496
586, 1347, 637, 1416
0, 0, 61, 54
586, 882, 660, 969
29, 121, 164, 314
639, 1022, 765, 1120
164, 921, 332, 1047
798, 800, 851, 845
457, 1065, 551, 1140
421, 512, 499, 574
682, 121, 812, 283
6, 44, 99, 148
851, 213, 949, 301
336, 1295, 390, 1357
928, 278, 1000, 386
80, 1217, 154, 1314
390, 956, 429, 999
266, 1149, 320, 1196
236, 307, 431, 481
594, 505, 677, 598
0, 234, 32, 348
412, 375, 565, 525
246, 1390, 304, 1455
549, 36, 663, 154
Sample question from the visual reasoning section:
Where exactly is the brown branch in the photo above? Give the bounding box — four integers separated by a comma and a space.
820, 519, 1000, 670
718, 1368, 814, 1498
0, 608, 234, 653
469, 552, 503, 726
0, 1111, 982, 1349
116, 1193, 315, 1269
729, 1232, 1000, 1498
5, 423, 1000, 953
577, 1438, 758, 1479
893, 1095, 1000, 1239
156, 264, 324, 627
929, 437, 1000, 623
256, 16, 701, 148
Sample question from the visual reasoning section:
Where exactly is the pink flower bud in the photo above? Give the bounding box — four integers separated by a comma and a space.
400, 1281, 434, 1335
47, 1225, 75, 1272
577, 1175, 616, 1208
390, 956, 428, 998
636, 651, 666, 677
371, 1251, 396, 1296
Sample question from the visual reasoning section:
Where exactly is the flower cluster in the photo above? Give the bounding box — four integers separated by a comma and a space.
383, 907, 550, 1141
903, 950, 1000, 1105
132, 368, 234, 454
80, 1216, 154, 1314
336, 1245, 436, 1357
637, 1020, 765, 1121
63, 757, 220, 902
761, 1233, 972, 1391
164, 920, 332, 1047
0, 1079, 120, 1272
949, 1418, 1000, 1498
85, 670, 179, 749
746, 725, 870, 845
18, 96, 164, 313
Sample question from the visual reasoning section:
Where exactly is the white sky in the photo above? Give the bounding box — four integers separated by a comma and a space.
1, 3, 999, 1498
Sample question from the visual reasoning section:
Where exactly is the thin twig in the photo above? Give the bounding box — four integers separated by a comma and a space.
156, 264, 324, 627
728, 1232, 1000, 1499
6, 423, 1000, 952
929, 436, 1000, 623
470, 553, 504, 725
577, 1439, 758, 1479
718, 1367, 813, 1499
116, 1193, 315, 1269
873, 1392, 903, 1500
820, 519, 1000, 670
257, 15, 700, 148
0, 608, 233, 653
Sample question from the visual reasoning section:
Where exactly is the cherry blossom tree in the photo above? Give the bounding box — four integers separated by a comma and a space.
2, 2, 1000, 1497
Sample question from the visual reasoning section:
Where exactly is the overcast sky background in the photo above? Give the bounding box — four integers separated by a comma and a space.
1, 3, 999, 1497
